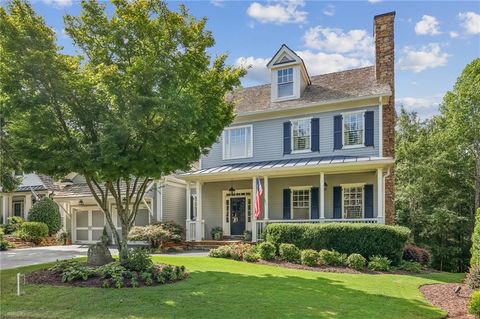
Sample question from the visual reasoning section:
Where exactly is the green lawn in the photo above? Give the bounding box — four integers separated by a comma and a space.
1, 256, 463, 319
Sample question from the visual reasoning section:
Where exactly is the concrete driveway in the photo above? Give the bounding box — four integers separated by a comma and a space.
0, 245, 208, 270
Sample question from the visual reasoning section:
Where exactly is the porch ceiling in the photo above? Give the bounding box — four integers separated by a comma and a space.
180, 156, 394, 182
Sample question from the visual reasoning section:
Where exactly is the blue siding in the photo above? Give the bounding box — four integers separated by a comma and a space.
201, 106, 379, 169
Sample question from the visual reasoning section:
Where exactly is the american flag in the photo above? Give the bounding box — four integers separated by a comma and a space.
254, 177, 263, 219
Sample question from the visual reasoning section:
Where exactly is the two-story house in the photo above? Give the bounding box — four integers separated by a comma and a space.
181, 12, 396, 242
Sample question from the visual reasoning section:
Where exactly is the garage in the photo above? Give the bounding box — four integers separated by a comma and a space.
74, 209, 106, 244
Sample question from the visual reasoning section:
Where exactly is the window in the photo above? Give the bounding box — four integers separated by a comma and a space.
343, 112, 364, 147
291, 118, 311, 152
343, 186, 363, 219
191, 195, 198, 221
278, 68, 293, 98
292, 188, 310, 220
13, 200, 24, 217
223, 125, 253, 159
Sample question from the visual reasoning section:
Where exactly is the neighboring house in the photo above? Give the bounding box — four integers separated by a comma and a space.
0, 173, 186, 244
180, 12, 396, 242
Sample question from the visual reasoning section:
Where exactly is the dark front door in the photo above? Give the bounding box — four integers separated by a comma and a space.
230, 197, 246, 235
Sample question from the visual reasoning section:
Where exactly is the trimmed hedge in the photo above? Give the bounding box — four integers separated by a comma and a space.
264, 223, 410, 264
471, 208, 480, 266
28, 197, 61, 235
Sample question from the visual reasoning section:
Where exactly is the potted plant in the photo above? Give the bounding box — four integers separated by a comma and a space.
243, 230, 252, 241
211, 227, 223, 240
56, 229, 71, 245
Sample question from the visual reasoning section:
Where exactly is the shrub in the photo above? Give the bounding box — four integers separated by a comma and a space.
243, 230, 252, 241
211, 226, 223, 240
301, 249, 319, 266
347, 253, 366, 270
318, 249, 347, 266
398, 261, 423, 273
264, 223, 410, 264
122, 248, 153, 272
468, 290, 480, 318
279, 243, 301, 263
15, 222, 48, 244
466, 265, 480, 290
0, 228, 8, 251
208, 243, 254, 261
209, 245, 232, 258
257, 242, 276, 260
61, 264, 96, 282
56, 229, 70, 245
98, 262, 127, 279
49, 260, 80, 274
4, 216, 24, 234
128, 223, 181, 249
403, 244, 431, 265
243, 251, 259, 263
28, 197, 61, 235
471, 208, 480, 266
368, 256, 391, 271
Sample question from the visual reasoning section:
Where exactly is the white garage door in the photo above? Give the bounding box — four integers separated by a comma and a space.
75, 209, 105, 243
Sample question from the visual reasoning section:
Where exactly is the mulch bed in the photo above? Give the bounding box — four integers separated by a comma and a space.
421, 284, 474, 319
256, 259, 437, 275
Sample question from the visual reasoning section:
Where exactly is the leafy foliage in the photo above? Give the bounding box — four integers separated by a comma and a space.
122, 249, 153, 272
208, 243, 255, 261
403, 244, 431, 265
28, 197, 61, 235
257, 242, 276, 260
318, 249, 347, 267
300, 249, 319, 266
61, 264, 96, 282
211, 227, 223, 240
347, 253, 366, 270
243, 251, 260, 263
398, 261, 422, 273
15, 221, 48, 244
466, 265, 480, 290
279, 243, 301, 263
0, 228, 8, 251
469, 290, 480, 318
367, 256, 391, 272
0, 0, 244, 262
128, 223, 182, 249
472, 208, 480, 266
4, 216, 24, 234
264, 223, 410, 264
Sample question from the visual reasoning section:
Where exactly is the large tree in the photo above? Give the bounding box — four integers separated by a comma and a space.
0, 0, 244, 261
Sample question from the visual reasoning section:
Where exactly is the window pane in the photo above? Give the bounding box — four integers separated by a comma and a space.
278, 82, 293, 97
343, 113, 364, 146
343, 187, 363, 219
223, 126, 252, 159
292, 119, 311, 151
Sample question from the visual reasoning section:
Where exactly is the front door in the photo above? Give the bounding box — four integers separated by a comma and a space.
230, 197, 246, 235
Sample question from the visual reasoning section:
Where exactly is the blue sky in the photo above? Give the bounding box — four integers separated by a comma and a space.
20, 0, 480, 118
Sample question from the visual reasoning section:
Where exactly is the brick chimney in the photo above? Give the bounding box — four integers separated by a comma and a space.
374, 12, 395, 225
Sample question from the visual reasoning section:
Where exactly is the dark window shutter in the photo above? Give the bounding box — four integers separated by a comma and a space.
334, 115, 342, 150
283, 122, 292, 155
365, 111, 374, 147
311, 118, 320, 152
190, 195, 195, 220
311, 187, 319, 219
283, 189, 291, 220
333, 186, 342, 219
364, 184, 374, 218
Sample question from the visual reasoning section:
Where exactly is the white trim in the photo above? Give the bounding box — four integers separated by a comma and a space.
186, 185, 191, 222
222, 189, 252, 237
340, 182, 366, 187
377, 168, 383, 219
378, 97, 383, 157
222, 124, 254, 160
264, 176, 269, 220
320, 172, 325, 219
290, 117, 312, 153
341, 110, 365, 149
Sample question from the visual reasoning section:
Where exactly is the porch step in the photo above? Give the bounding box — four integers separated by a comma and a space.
190, 240, 243, 250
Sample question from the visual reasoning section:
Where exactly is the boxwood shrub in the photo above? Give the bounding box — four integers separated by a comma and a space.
28, 197, 61, 235
264, 223, 410, 264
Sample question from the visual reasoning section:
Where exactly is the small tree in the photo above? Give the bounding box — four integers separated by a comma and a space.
1, 0, 244, 261
28, 197, 61, 235
472, 208, 480, 266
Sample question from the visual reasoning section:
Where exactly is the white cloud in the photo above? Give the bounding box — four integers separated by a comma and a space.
234, 56, 271, 84
246, 0, 307, 25
303, 26, 373, 58
323, 4, 335, 17
398, 43, 450, 73
449, 31, 459, 38
415, 15, 441, 35
41, 0, 73, 7
210, 0, 225, 7
396, 94, 444, 119
458, 11, 480, 34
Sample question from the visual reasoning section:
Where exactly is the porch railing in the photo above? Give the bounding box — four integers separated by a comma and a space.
253, 218, 382, 242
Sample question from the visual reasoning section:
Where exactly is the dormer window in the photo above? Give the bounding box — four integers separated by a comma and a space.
277, 68, 293, 98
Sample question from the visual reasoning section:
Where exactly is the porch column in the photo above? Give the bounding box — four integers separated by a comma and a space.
195, 181, 203, 241
320, 172, 325, 219
2, 195, 9, 223
252, 177, 257, 241
156, 182, 162, 222
264, 176, 269, 220
377, 168, 384, 222
186, 183, 191, 241
24, 194, 32, 220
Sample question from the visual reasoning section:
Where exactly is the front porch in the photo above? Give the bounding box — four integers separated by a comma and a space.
183, 165, 391, 242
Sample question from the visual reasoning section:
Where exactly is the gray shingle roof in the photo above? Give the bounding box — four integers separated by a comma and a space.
229, 66, 391, 115
183, 155, 389, 176
54, 181, 153, 198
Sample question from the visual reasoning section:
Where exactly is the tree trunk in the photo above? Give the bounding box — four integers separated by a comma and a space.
119, 225, 129, 262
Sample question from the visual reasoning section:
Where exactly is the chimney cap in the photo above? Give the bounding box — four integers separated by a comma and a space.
374, 11, 396, 19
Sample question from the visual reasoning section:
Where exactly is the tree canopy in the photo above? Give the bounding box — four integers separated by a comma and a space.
0, 0, 245, 260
